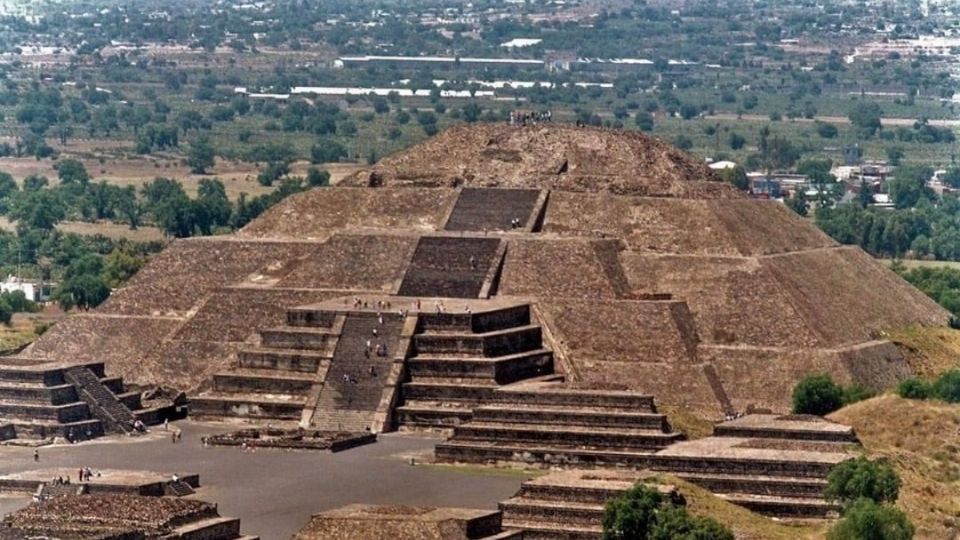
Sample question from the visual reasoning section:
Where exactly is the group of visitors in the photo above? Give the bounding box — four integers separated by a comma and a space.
509, 110, 552, 126
78, 467, 98, 482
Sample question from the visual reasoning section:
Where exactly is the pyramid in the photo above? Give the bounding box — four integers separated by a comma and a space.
20, 124, 948, 418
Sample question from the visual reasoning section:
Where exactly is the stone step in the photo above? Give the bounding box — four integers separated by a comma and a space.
0, 401, 91, 423
311, 408, 375, 432
647, 454, 836, 479
407, 349, 553, 384
451, 423, 682, 450
472, 405, 668, 430
401, 379, 498, 402
492, 387, 656, 411
238, 348, 326, 373
115, 391, 142, 411
435, 440, 658, 469
517, 481, 635, 505
716, 493, 841, 519
213, 369, 315, 395
99, 376, 124, 394
714, 424, 858, 444
0, 382, 77, 405
477, 530, 524, 540
413, 325, 543, 357
7, 419, 104, 441
286, 308, 338, 328
395, 402, 474, 428
259, 326, 337, 351
499, 497, 605, 525
0, 365, 65, 385
677, 472, 828, 499
417, 304, 531, 335
190, 392, 307, 421
499, 518, 601, 540
171, 516, 241, 540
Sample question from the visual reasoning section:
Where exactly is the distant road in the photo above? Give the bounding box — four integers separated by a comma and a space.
707, 113, 960, 127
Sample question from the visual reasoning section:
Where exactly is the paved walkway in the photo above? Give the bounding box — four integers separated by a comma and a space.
0, 422, 526, 540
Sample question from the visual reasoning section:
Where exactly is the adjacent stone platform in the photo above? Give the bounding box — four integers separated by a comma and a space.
293, 504, 522, 540
206, 427, 376, 452
435, 383, 683, 467
0, 468, 199, 498
0, 493, 258, 540
0, 358, 176, 443
500, 470, 682, 540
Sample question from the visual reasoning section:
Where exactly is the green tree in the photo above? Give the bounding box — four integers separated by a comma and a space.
848, 101, 883, 137
56, 158, 90, 185
717, 166, 749, 191
197, 178, 231, 229
932, 370, 960, 402
9, 190, 65, 233
648, 505, 733, 540
307, 167, 330, 187
101, 247, 144, 288
895, 378, 931, 400
792, 373, 844, 415
786, 189, 809, 217
54, 254, 110, 311
827, 498, 914, 540
825, 457, 900, 505
602, 484, 663, 540
186, 138, 215, 174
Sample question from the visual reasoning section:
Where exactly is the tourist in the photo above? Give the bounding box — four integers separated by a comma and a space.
171, 432, 177, 444
177, 430, 182, 442
33, 450, 38, 462
372, 327, 378, 337
378, 313, 383, 325
78, 468, 84, 482
164, 418, 169, 431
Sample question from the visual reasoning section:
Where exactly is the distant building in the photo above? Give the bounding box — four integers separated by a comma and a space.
0, 276, 41, 302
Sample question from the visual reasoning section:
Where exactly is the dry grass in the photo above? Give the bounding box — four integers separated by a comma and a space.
657, 475, 828, 540
830, 394, 960, 539
659, 403, 714, 440
886, 326, 960, 379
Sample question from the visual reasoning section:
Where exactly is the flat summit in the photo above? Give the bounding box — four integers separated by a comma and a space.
22, 124, 949, 418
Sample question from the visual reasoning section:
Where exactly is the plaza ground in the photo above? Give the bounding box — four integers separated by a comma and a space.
0, 421, 527, 540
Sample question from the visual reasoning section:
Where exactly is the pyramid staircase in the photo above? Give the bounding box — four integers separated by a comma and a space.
0, 359, 170, 442
444, 187, 544, 232
395, 304, 557, 432
397, 236, 503, 298
310, 312, 404, 432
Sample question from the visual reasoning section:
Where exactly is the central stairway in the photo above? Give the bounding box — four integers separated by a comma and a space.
397, 237, 502, 298
311, 313, 403, 432
444, 188, 543, 232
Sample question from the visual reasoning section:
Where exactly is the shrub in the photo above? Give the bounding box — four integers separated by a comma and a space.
842, 385, 875, 405
602, 484, 662, 540
825, 457, 900, 505
827, 498, 913, 540
933, 370, 960, 402
602, 484, 734, 540
895, 377, 931, 400
792, 374, 844, 416
648, 505, 733, 540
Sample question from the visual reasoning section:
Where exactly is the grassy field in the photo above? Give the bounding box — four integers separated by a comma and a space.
831, 394, 960, 539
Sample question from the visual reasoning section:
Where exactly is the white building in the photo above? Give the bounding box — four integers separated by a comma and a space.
0, 276, 39, 302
